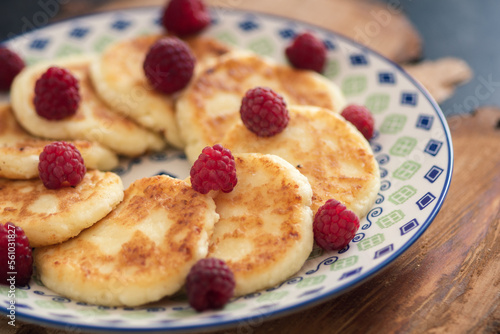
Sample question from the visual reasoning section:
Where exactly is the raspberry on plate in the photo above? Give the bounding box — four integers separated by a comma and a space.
186, 258, 235, 312
0, 222, 33, 286
143, 37, 195, 94
38, 141, 86, 189
313, 199, 360, 251
190, 144, 237, 194
341, 104, 375, 141
34, 66, 81, 120
285, 32, 327, 73
240, 87, 290, 137
161, 0, 211, 36
0, 47, 25, 91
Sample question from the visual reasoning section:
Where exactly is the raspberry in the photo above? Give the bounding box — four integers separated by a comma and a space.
186, 258, 235, 312
240, 87, 289, 137
162, 0, 211, 36
285, 32, 327, 73
313, 199, 360, 251
0, 222, 33, 286
190, 144, 237, 194
341, 104, 375, 140
38, 141, 86, 189
0, 47, 25, 91
34, 66, 80, 120
143, 37, 195, 94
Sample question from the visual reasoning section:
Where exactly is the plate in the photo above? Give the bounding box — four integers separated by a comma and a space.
0, 7, 453, 332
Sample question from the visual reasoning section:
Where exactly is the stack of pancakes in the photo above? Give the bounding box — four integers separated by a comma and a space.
2, 31, 379, 307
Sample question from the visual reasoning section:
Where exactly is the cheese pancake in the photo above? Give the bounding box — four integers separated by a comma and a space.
221, 105, 380, 218
10, 54, 165, 157
176, 50, 346, 162
34, 176, 219, 307
208, 153, 313, 296
90, 34, 231, 148
0, 104, 118, 179
0, 170, 123, 247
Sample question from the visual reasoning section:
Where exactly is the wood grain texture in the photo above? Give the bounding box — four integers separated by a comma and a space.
212, 107, 500, 334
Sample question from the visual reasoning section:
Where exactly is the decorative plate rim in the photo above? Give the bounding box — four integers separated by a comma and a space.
0, 6, 453, 333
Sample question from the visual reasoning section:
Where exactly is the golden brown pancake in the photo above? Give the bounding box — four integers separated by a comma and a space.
221, 105, 380, 218
0, 170, 123, 247
0, 103, 118, 179
208, 153, 313, 296
34, 175, 219, 306
10, 54, 165, 157
176, 50, 346, 162
90, 34, 231, 148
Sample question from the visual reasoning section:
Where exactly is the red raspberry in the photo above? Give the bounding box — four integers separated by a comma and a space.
190, 144, 237, 194
143, 37, 195, 94
341, 104, 375, 140
0, 222, 33, 286
38, 141, 86, 189
313, 199, 360, 251
186, 258, 235, 312
161, 0, 211, 36
0, 47, 25, 91
285, 32, 327, 73
240, 87, 289, 137
34, 66, 80, 120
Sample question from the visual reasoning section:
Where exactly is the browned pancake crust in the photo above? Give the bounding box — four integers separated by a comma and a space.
183, 54, 340, 147
222, 107, 379, 216
0, 170, 123, 247
34, 176, 217, 306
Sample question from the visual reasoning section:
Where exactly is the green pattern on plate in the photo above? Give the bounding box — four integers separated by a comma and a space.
77, 309, 109, 317
357, 233, 385, 251
257, 291, 288, 302
34, 300, 67, 309
342, 75, 367, 96
122, 311, 156, 319
247, 37, 274, 56
214, 31, 239, 46
0, 287, 27, 299
296, 275, 326, 288
55, 44, 84, 58
93, 35, 116, 53
389, 185, 417, 204
170, 308, 197, 318
376, 210, 405, 229
323, 59, 340, 79
389, 136, 417, 156
393, 160, 421, 180
365, 93, 390, 114
380, 114, 407, 134
330, 255, 358, 271
224, 302, 247, 311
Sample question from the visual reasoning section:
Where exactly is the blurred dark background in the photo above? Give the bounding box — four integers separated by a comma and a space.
1, 0, 499, 116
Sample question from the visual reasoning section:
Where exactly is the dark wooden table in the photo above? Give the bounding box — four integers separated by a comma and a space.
1, 1, 499, 333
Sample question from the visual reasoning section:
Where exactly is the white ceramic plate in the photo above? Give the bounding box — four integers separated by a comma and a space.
0, 7, 453, 332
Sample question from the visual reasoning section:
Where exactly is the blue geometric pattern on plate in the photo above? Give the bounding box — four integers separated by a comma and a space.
416, 114, 434, 130
401, 92, 418, 106
424, 166, 444, 183
378, 72, 395, 84
350, 54, 368, 66
424, 139, 443, 156
416, 192, 437, 210
69, 28, 90, 39
0, 7, 453, 333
